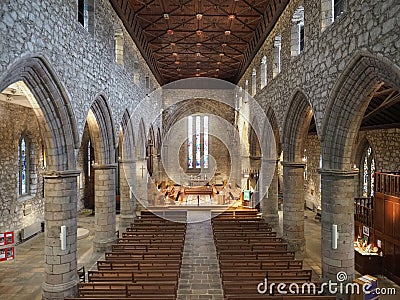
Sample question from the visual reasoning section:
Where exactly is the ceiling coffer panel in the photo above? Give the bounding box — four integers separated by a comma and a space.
109, 0, 289, 84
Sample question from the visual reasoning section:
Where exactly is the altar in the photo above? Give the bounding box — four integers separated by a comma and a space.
188, 178, 209, 187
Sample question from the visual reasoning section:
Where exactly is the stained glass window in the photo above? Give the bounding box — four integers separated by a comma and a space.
195, 116, 201, 168
18, 136, 29, 195
187, 115, 209, 169
362, 146, 375, 197
204, 116, 209, 168
188, 117, 193, 168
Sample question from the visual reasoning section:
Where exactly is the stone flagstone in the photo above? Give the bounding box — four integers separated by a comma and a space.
177, 210, 224, 300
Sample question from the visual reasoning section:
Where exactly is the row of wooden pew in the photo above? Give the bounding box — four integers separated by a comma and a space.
212, 213, 336, 300
66, 211, 187, 300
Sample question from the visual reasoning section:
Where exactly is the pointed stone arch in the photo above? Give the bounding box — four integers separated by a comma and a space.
137, 118, 147, 159
0, 54, 78, 170
321, 53, 400, 170
0, 54, 80, 298
87, 94, 116, 165
281, 89, 316, 256
318, 53, 400, 286
120, 109, 136, 161
282, 89, 314, 162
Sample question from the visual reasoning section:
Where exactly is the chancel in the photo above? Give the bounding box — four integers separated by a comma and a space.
0, 0, 399, 300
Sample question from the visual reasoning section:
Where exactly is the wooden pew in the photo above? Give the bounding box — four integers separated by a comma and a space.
215, 243, 288, 252
78, 282, 177, 298
87, 270, 179, 283
105, 252, 181, 260
97, 260, 181, 271
222, 270, 312, 282
219, 260, 303, 271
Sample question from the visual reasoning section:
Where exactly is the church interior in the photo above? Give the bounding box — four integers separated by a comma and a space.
0, 0, 399, 299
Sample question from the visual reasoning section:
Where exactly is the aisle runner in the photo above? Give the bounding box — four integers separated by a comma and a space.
177, 210, 224, 299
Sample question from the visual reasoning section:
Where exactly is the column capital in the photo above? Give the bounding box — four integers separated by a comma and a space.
42, 169, 81, 179
281, 161, 306, 168
318, 168, 359, 176
92, 163, 118, 170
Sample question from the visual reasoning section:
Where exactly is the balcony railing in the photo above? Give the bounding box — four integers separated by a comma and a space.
354, 197, 373, 228
375, 172, 400, 197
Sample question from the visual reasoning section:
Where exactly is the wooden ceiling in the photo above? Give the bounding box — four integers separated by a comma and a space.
109, 0, 289, 84
308, 82, 400, 133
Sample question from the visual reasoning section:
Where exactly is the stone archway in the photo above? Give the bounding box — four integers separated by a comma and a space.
258, 105, 282, 231
119, 109, 137, 228
0, 54, 79, 299
281, 90, 315, 257
85, 95, 117, 252
320, 54, 400, 287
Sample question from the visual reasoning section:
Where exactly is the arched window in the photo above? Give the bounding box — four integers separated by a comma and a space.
291, 6, 304, 56
321, 0, 344, 31
188, 115, 209, 169
251, 69, 257, 96
114, 28, 124, 66
260, 56, 267, 89
362, 146, 375, 197
245, 80, 249, 103
272, 35, 281, 78
18, 135, 30, 196
78, 0, 95, 34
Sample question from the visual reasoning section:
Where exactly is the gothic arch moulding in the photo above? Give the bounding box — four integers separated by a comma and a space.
321, 53, 400, 170
282, 89, 314, 162
87, 94, 116, 165
0, 54, 78, 170
120, 109, 135, 161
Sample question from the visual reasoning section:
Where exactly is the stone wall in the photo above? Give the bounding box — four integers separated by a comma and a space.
239, 0, 399, 141
366, 128, 400, 172
0, 0, 159, 143
304, 133, 321, 210
0, 101, 44, 239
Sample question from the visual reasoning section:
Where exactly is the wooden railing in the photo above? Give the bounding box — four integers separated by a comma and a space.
375, 172, 400, 197
354, 197, 374, 227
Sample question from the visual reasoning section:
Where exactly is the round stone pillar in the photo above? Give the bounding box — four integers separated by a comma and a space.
92, 164, 117, 252
119, 160, 136, 229
261, 160, 279, 231
320, 169, 357, 292
282, 161, 306, 257
42, 170, 80, 300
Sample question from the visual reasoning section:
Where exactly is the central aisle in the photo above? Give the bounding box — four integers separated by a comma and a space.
177, 210, 224, 299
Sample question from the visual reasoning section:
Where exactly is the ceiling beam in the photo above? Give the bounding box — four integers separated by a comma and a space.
363, 92, 400, 122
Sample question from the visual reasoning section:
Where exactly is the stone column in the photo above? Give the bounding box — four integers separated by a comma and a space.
119, 160, 136, 229
92, 164, 117, 252
42, 170, 80, 300
320, 169, 357, 289
261, 160, 279, 232
282, 161, 305, 257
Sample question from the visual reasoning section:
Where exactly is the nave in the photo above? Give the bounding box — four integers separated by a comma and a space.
1, 209, 398, 300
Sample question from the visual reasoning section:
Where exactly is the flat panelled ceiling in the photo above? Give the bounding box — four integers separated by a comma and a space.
109, 0, 289, 84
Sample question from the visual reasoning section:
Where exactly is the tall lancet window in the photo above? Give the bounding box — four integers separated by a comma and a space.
195, 116, 201, 168
362, 146, 375, 197
187, 115, 209, 169
187, 117, 193, 168
18, 135, 29, 195
204, 116, 209, 168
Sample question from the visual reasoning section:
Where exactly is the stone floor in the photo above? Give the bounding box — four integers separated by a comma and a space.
0, 208, 398, 299
177, 210, 224, 299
